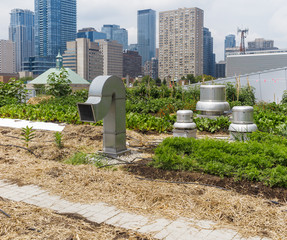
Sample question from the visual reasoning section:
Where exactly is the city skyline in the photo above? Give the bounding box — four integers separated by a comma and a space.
1, 0, 287, 61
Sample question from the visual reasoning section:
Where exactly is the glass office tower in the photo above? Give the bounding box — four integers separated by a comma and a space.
137, 9, 156, 65
9, 9, 34, 72
34, 0, 77, 58
101, 24, 128, 50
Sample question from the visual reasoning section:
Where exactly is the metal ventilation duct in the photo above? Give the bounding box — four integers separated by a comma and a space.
173, 110, 197, 138
229, 106, 257, 140
77, 75, 129, 156
196, 85, 230, 117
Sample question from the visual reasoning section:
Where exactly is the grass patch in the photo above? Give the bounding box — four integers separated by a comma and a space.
65, 152, 108, 167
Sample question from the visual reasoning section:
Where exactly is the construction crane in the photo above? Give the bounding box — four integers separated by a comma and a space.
237, 28, 249, 54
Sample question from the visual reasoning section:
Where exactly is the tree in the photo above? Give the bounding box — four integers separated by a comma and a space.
46, 68, 72, 97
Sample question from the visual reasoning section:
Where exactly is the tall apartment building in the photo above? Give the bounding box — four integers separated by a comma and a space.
0, 40, 16, 73
34, 0, 76, 59
77, 28, 107, 42
137, 9, 156, 65
144, 58, 158, 80
63, 38, 103, 81
101, 25, 128, 50
159, 7, 204, 81
123, 50, 142, 78
94, 39, 123, 78
203, 28, 216, 77
9, 9, 34, 72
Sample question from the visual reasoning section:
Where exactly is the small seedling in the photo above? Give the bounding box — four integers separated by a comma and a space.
21, 126, 36, 148
54, 132, 63, 149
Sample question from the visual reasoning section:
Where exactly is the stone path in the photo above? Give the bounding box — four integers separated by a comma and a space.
0, 179, 270, 240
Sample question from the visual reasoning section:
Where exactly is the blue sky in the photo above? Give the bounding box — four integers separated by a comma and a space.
1, 0, 287, 61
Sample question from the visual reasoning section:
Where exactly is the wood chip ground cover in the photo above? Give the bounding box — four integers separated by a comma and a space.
0, 125, 286, 239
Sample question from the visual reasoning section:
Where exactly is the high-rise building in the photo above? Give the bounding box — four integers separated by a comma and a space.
123, 50, 142, 78
101, 25, 128, 50
144, 58, 158, 80
94, 39, 123, 78
0, 40, 16, 73
77, 28, 107, 42
9, 9, 34, 72
216, 61, 226, 78
63, 38, 103, 81
247, 38, 278, 51
159, 7, 204, 81
137, 9, 156, 65
203, 28, 216, 77
34, 0, 77, 58
224, 34, 236, 60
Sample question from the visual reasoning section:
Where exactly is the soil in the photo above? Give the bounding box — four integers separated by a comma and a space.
126, 162, 287, 203
0, 124, 286, 240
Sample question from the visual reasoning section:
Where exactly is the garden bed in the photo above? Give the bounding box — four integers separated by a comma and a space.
0, 125, 286, 239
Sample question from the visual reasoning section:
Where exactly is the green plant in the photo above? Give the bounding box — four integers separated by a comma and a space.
194, 116, 230, 133
54, 132, 63, 149
0, 78, 27, 106
225, 82, 255, 105
151, 132, 287, 188
46, 68, 72, 97
21, 126, 36, 148
65, 152, 108, 167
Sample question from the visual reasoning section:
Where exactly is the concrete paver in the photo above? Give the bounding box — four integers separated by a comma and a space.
0, 179, 271, 240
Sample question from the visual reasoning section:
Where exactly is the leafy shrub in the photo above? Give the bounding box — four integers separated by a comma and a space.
152, 132, 287, 188
0, 78, 27, 106
46, 68, 72, 97
226, 82, 255, 106
194, 116, 230, 133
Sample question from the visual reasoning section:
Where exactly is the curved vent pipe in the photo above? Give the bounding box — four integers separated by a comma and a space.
77, 75, 128, 156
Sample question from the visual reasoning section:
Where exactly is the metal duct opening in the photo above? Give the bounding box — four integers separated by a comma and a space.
78, 104, 95, 122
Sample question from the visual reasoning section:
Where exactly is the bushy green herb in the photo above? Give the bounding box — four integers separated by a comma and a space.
152, 132, 287, 188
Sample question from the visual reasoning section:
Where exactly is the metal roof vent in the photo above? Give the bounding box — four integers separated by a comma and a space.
77, 75, 129, 156
229, 106, 257, 140
196, 85, 230, 118
173, 110, 197, 138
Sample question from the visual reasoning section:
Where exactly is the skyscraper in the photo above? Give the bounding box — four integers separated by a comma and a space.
101, 25, 128, 50
34, 0, 77, 58
203, 28, 216, 77
159, 7, 204, 81
137, 9, 156, 65
224, 34, 236, 59
9, 9, 34, 72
